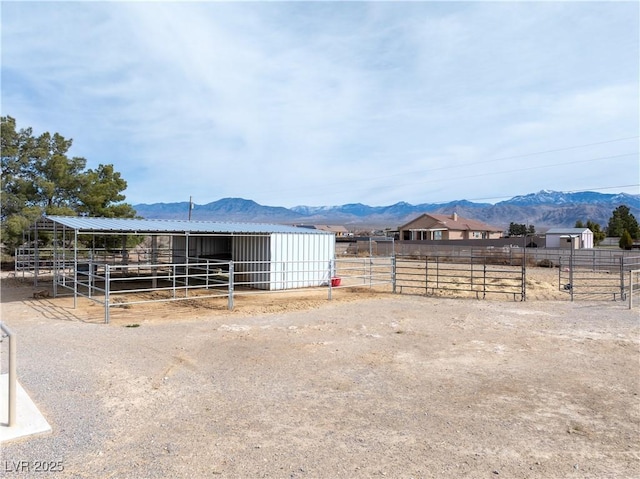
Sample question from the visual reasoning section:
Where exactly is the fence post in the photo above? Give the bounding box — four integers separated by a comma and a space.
482, 260, 487, 299
522, 259, 526, 302
172, 264, 176, 299
1, 322, 17, 427
570, 249, 574, 302
620, 257, 626, 301
558, 256, 562, 292
88, 259, 93, 299
425, 257, 428, 295
630, 270, 634, 309
391, 256, 397, 294
228, 261, 234, 310
328, 259, 333, 300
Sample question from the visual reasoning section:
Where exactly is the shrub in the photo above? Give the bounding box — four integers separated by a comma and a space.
537, 259, 554, 268
619, 230, 634, 250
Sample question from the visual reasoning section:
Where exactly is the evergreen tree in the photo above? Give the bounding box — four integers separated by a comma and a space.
607, 205, 639, 239
508, 223, 533, 236
1, 116, 135, 250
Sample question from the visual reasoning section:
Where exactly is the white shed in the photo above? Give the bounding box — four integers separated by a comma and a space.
545, 228, 594, 249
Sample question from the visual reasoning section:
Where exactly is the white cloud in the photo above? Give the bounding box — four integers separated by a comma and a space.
2, 1, 638, 207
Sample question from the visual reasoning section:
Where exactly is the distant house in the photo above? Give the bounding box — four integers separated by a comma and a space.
545, 228, 594, 249
296, 224, 350, 237
399, 213, 503, 241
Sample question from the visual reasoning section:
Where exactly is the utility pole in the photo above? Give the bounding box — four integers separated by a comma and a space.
188, 196, 193, 221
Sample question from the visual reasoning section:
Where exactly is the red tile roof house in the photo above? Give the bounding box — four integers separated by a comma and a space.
399, 213, 504, 241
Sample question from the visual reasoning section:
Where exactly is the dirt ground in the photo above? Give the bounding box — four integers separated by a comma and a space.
0, 269, 638, 478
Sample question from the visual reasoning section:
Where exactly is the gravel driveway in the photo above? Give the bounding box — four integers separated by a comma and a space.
1, 277, 638, 478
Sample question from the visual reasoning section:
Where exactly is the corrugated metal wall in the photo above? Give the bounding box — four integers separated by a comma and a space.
269, 233, 334, 290
232, 235, 271, 289
174, 232, 335, 290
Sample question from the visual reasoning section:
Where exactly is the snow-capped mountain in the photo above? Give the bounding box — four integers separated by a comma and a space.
133, 190, 640, 230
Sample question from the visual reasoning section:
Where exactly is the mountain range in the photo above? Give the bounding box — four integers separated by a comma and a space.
132, 190, 640, 232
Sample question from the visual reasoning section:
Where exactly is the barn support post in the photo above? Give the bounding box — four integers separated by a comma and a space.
185, 233, 190, 298
73, 230, 78, 309
121, 235, 129, 279
53, 221, 58, 298
34, 219, 39, 287
227, 261, 234, 310
151, 236, 158, 289
104, 265, 111, 324
88, 259, 93, 299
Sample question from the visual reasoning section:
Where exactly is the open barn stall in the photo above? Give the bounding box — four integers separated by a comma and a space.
23, 216, 336, 321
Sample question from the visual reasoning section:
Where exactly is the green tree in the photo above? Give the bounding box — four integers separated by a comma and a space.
508, 223, 532, 236
78, 164, 135, 218
619, 230, 634, 250
607, 205, 640, 239
1, 116, 135, 250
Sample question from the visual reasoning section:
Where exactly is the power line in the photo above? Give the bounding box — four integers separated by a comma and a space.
257, 137, 639, 198
393, 152, 638, 190
372, 135, 640, 162
283, 152, 638, 199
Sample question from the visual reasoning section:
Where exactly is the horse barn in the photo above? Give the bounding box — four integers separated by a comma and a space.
21, 215, 336, 322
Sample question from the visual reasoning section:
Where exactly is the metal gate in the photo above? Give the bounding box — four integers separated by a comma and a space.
558, 253, 640, 301
394, 255, 526, 301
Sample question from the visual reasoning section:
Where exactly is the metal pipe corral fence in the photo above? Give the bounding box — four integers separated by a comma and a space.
630, 269, 640, 309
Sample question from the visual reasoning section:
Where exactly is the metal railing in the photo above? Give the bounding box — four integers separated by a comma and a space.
629, 270, 640, 309
51, 257, 394, 323
14, 247, 174, 279
394, 254, 525, 300
23, 250, 637, 324
558, 254, 640, 301
1, 322, 17, 427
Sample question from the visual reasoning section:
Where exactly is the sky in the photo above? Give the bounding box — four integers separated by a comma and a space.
2, 1, 639, 208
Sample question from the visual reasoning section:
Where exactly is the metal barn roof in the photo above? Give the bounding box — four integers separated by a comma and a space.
545, 228, 592, 235
36, 216, 332, 235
